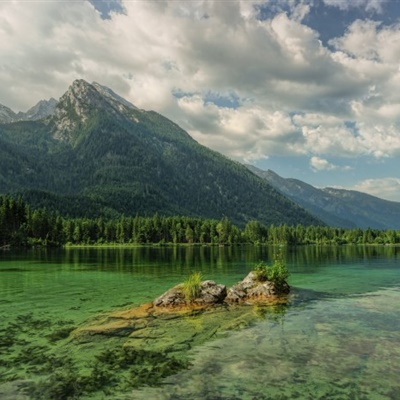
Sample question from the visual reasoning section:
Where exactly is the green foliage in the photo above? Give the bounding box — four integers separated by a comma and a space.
254, 254, 290, 290
182, 272, 203, 303
254, 262, 269, 282
1, 194, 400, 247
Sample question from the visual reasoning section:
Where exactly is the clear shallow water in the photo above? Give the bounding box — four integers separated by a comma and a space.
0, 246, 399, 399
134, 288, 400, 400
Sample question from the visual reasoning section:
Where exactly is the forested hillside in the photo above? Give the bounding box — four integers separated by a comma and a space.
0, 80, 320, 227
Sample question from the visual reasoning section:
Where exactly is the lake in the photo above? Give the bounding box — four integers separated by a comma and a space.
0, 245, 399, 399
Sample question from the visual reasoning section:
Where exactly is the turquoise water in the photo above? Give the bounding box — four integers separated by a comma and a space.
0, 246, 399, 399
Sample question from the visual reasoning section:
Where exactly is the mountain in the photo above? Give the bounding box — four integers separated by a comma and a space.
0, 104, 17, 123
323, 187, 400, 229
18, 98, 58, 121
0, 79, 321, 226
247, 165, 400, 229
0, 98, 58, 123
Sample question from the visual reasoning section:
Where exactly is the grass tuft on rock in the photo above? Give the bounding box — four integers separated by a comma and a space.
182, 272, 203, 303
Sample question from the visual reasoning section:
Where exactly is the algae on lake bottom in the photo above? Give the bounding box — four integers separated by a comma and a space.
0, 298, 289, 400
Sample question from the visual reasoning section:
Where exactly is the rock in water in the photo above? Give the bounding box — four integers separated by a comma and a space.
225, 271, 290, 303
153, 280, 227, 308
153, 285, 186, 307
197, 280, 227, 305
153, 274, 289, 307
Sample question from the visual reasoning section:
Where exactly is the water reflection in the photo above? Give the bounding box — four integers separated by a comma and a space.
2, 245, 400, 289
3, 245, 399, 272
286, 244, 400, 267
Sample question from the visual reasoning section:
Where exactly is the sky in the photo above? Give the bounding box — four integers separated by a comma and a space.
1, 0, 400, 201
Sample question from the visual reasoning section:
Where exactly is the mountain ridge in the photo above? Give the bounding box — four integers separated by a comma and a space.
0, 79, 321, 227
247, 165, 400, 229
0, 98, 57, 123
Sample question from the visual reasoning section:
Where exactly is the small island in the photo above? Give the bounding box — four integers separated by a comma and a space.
154, 258, 290, 308
73, 258, 290, 354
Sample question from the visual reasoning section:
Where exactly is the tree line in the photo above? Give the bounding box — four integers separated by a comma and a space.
1, 195, 400, 247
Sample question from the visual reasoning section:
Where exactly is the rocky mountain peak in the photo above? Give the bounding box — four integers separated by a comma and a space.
91, 82, 137, 111
18, 98, 58, 121
51, 79, 138, 142
0, 98, 58, 124
0, 104, 17, 124
60, 79, 104, 111
1, 80, 137, 130
51, 80, 112, 141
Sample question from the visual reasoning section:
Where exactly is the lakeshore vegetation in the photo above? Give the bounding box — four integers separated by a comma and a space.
1, 195, 400, 248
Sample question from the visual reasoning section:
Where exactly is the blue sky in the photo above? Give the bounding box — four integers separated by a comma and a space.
1, 0, 400, 201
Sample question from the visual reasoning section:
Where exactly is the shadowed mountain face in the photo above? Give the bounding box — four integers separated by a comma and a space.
247, 165, 400, 229
0, 80, 320, 226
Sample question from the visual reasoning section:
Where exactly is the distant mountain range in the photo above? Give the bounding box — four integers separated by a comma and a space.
0, 98, 57, 123
0, 80, 320, 227
246, 166, 400, 230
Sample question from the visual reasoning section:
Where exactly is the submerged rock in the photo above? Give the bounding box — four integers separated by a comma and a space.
225, 271, 290, 304
73, 299, 288, 355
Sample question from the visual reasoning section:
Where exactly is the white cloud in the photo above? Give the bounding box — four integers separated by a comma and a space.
310, 156, 351, 172
0, 0, 400, 167
290, 2, 311, 22
310, 156, 337, 171
323, 0, 388, 13
353, 178, 400, 202
177, 95, 304, 160
330, 19, 400, 63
